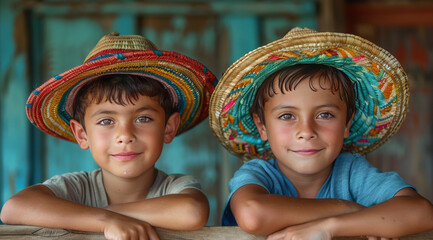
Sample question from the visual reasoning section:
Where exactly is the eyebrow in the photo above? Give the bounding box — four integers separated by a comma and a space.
90, 106, 160, 118
271, 104, 342, 113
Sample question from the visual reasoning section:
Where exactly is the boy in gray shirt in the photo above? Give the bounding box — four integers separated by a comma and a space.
1, 32, 217, 240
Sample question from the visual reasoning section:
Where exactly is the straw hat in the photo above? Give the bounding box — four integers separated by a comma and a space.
209, 27, 409, 161
26, 32, 217, 142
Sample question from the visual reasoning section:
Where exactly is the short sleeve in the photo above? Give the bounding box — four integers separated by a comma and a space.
146, 170, 201, 199
228, 159, 275, 194
41, 169, 107, 208
164, 174, 201, 194
344, 154, 414, 206
222, 159, 296, 226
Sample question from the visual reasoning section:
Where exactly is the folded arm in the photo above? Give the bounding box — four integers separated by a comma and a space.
0, 185, 158, 240
105, 188, 209, 230
327, 188, 433, 238
268, 188, 433, 240
230, 184, 364, 235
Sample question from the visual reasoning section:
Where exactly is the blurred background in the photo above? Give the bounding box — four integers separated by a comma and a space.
1, 0, 432, 226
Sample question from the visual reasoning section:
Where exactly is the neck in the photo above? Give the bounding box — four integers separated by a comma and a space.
292, 176, 327, 198
102, 168, 157, 204
277, 162, 332, 199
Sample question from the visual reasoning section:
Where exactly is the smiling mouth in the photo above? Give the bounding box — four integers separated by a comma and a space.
292, 149, 322, 156
112, 152, 141, 161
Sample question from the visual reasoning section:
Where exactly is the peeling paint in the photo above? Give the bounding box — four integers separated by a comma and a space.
7, 171, 16, 196
1, 11, 29, 95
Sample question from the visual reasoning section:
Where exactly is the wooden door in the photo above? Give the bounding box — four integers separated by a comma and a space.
345, 1, 433, 202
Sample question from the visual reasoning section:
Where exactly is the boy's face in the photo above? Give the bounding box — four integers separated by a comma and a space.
253, 76, 352, 181
70, 94, 179, 179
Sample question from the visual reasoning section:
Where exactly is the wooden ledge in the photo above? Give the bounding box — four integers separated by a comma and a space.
0, 225, 432, 239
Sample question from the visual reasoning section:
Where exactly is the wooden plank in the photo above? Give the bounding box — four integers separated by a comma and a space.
343, 3, 433, 204
41, 18, 102, 178
347, 2, 433, 27
1, 225, 433, 240
13, 1, 316, 16
0, 225, 265, 240
28, 9, 44, 186
0, 0, 32, 206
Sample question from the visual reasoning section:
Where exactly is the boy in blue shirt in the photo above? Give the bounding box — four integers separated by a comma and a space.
1, 32, 217, 239
209, 28, 433, 239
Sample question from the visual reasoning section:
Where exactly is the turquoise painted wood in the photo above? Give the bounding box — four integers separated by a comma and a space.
0, 0, 32, 209
0, 0, 318, 225
41, 19, 105, 178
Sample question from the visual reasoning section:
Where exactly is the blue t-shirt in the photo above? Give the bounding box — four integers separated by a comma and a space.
222, 153, 413, 226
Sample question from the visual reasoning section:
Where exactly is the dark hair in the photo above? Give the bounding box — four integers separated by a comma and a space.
251, 64, 356, 124
72, 74, 176, 128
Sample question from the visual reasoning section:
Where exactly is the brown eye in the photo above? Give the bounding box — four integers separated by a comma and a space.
98, 119, 114, 125
279, 114, 294, 120
136, 116, 152, 123
317, 112, 334, 119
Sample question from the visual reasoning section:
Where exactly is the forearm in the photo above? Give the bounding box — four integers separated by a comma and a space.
106, 189, 209, 230
328, 195, 433, 238
250, 194, 363, 223
1, 185, 112, 232
232, 187, 364, 235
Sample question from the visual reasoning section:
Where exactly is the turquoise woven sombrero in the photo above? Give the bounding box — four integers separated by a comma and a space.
26, 32, 217, 142
209, 27, 409, 161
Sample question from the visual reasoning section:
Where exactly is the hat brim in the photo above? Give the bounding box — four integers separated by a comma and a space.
210, 29, 409, 161
27, 50, 216, 142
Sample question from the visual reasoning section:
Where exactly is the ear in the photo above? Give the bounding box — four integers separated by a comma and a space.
70, 119, 90, 150
164, 112, 180, 143
252, 113, 268, 141
344, 112, 355, 139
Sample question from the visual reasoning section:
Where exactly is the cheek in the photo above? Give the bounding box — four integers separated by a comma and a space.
267, 123, 293, 142
88, 131, 111, 149
320, 124, 347, 143
137, 127, 165, 146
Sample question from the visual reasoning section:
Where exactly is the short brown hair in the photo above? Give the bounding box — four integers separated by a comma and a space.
72, 74, 176, 128
251, 64, 356, 124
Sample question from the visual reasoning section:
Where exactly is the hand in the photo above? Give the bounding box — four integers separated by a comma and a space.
367, 237, 398, 240
267, 220, 400, 240
267, 219, 332, 240
102, 212, 159, 240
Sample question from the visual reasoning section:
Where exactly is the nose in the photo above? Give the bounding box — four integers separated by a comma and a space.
116, 123, 136, 144
296, 118, 317, 140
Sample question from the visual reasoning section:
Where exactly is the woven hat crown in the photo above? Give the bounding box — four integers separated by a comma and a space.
283, 27, 316, 38
84, 32, 158, 62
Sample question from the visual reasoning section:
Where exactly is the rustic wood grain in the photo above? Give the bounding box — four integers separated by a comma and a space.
1, 225, 432, 239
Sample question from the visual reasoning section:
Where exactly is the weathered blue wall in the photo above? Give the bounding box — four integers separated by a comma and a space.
1, 0, 32, 213
2, 0, 433, 229
0, 0, 318, 225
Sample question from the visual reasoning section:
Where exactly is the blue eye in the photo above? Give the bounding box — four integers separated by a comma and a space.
279, 114, 294, 120
136, 116, 152, 123
98, 119, 114, 125
317, 112, 334, 119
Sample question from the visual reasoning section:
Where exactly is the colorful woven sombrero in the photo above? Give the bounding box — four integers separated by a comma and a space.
26, 32, 217, 142
209, 27, 409, 161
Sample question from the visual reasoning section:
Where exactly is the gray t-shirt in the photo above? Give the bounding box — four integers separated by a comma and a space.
42, 169, 201, 208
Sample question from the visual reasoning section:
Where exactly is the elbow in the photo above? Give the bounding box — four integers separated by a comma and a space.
1, 198, 18, 224
399, 196, 433, 236
181, 195, 210, 230
0, 205, 7, 224
235, 199, 267, 235
185, 204, 209, 230
418, 197, 433, 231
